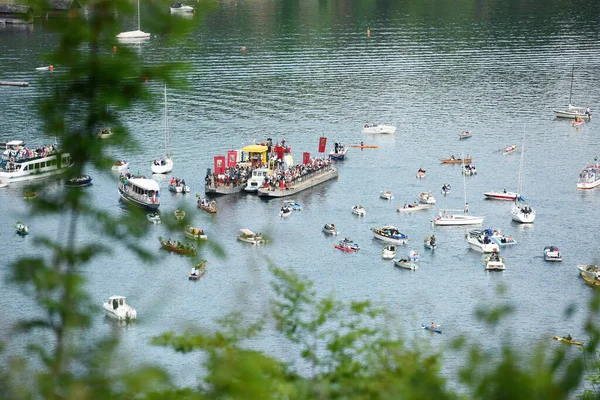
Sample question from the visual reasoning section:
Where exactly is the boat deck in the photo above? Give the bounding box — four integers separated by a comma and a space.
257, 167, 338, 198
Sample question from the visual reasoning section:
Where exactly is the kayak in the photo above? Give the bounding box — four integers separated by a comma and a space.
553, 336, 583, 346
349, 144, 378, 148
421, 323, 442, 334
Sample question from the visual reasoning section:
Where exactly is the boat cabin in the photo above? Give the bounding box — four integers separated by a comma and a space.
108, 295, 128, 310
239, 228, 258, 238
0, 5, 34, 24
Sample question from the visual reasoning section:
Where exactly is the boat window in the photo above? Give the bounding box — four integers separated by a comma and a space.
23, 165, 29, 171
119, 299, 124, 306
40, 162, 45, 168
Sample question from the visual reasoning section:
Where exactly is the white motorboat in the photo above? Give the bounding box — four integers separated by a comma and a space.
97, 128, 113, 139
419, 192, 436, 204
118, 173, 160, 209
394, 258, 418, 270
467, 230, 500, 253
483, 190, 518, 201
543, 246, 562, 262
329, 142, 348, 160
168, 177, 190, 193
416, 168, 426, 179
169, 1, 195, 13
488, 228, 516, 246
441, 184, 451, 195
283, 200, 302, 210
352, 205, 366, 216
433, 209, 484, 226
577, 160, 600, 190
511, 138, 535, 223
578, 264, 600, 282
0, 142, 72, 183
111, 160, 129, 172
103, 295, 137, 321
458, 131, 472, 139
371, 226, 408, 245
117, 0, 150, 40
279, 205, 293, 217
185, 226, 207, 240
245, 167, 269, 192
380, 190, 394, 200
361, 123, 396, 134
151, 86, 173, 174
237, 228, 267, 245
424, 235, 437, 250
485, 252, 505, 271
65, 174, 93, 188
397, 202, 430, 212
382, 245, 398, 260
147, 212, 161, 224
322, 223, 339, 235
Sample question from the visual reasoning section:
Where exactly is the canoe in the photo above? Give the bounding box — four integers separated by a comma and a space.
349, 144, 378, 148
553, 336, 583, 346
421, 323, 442, 334
441, 158, 472, 164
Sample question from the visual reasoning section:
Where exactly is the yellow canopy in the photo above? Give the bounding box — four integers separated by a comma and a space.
242, 144, 268, 153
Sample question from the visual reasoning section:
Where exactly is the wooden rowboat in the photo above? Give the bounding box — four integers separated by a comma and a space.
159, 237, 197, 256
441, 158, 472, 164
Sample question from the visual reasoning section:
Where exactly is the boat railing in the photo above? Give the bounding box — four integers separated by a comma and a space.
119, 182, 159, 205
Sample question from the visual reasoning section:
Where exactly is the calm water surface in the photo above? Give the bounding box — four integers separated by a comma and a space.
1, 0, 599, 389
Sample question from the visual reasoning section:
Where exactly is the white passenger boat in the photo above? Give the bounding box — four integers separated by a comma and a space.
577, 160, 600, 190
352, 205, 366, 216
0, 142, 72, 183
371, 226, 408, 245
466, 230, 500, 253
237, 229, 267, 245
118, 173, 160, 209
419, 192, 436, 204
485, 252, 505, 271
103, 295, 137, 321
543, 246, 562, 262
245, 167, 269, 192
397, 203, 430, 212
361, 123, 396, 134
382, 244, 398, 260
169, 1, 195, 13
483, 190, 518, 201
380, 190, 394, 200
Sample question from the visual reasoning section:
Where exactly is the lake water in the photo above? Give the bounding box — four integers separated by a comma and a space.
1, 0, 599, 389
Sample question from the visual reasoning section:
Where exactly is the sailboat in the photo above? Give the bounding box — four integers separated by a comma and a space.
116, 0, 151, 40
511, 137, 536, 223
433, 157, 484, 226
151, 86, 174, 174
553, 65, 591, 120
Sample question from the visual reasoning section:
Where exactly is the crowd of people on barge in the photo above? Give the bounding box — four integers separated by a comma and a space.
262, 157, 332, 191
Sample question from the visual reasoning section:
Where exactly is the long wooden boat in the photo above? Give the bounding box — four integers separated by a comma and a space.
441, 157, 472, 164
158, 237, 197, 256
553, 336, 583, 346
188, 260, 207, 280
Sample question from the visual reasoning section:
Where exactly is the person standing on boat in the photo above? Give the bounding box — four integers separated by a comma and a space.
464, 203, 469, 214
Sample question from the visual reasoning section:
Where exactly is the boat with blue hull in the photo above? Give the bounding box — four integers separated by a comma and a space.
422, 323, 442, 333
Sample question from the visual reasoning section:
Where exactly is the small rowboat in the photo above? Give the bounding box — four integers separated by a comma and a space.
322, 223, 339, 235
188, 261, 207, 280
421, 323, 442, 334
424, 236, 437, 250
335, 238, 360, 252
349, 144, 378, 148
380, 190, 394, 200
279, 206, 293, 217
458, 131, 472, 139
394, 258, 418, 270
503, 145, 518, 155
197, 197, 217, 213
147, 212, 161, 224
553, 336, 583, 346
571, 119, 584, 127
174, 209, 186, 220
416, 169, 426, 179
15, 221, 29, 236
441, 157, 472, 164
382, 245, 398, 260
98, 128, 113, 139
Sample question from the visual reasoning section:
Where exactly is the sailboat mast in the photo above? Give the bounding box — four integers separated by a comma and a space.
462, 156, 467, 208
569, 65, 574, 105
517, 136, 525, 195
137, 0, 141, 31
164, 85, 168, 156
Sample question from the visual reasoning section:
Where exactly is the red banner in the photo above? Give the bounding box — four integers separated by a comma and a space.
275, 146, 285, 160
318, 137, 327, 153
227, 150, 237, 167
303, 152, 310, 165
214, 155, 226, 174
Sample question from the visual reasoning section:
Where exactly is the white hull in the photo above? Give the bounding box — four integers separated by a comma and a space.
352, 206, 366, 216
372, 232, 408, 245
117, 30, 150, 39
397, 204, 430, 212
467, 236, 499, 253
483, 191, 518, 200
485, 260, 505, 270
118, 180, 160, 210
394, 260, 418, 270
577, 180, 600, 190
361, 124, 396, 134
169, 185, 190, 193
0, 153, 72, 183
433, 213, 484, 226
553, 107, 591, 120
382, 250, 397, 259
511, 204, 535, 223
151, 157, 173, 174
169, 6, 194, 13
